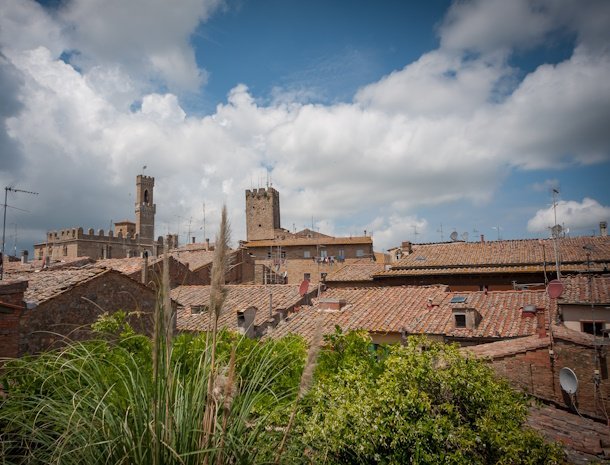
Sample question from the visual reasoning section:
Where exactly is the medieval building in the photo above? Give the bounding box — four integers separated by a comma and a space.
33, 175, 168, 260
241, 187, 374, 284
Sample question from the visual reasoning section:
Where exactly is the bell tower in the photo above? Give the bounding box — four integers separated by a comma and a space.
135, 175, 156, 242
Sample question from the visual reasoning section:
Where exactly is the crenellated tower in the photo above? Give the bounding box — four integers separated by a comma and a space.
135, 175, 156, 242
245, 187, 280, 241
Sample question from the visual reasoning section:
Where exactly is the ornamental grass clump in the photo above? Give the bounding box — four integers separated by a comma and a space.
0, 205, 302, 465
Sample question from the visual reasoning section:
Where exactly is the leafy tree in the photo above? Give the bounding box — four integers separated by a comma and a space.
289, 330, 564, 465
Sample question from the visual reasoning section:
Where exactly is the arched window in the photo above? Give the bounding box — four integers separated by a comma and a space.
144, 190, 149, 203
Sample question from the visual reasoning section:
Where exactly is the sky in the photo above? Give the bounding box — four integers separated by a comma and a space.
1, 0, 609, 255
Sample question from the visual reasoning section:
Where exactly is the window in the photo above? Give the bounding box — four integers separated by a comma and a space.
62, 245, 68, 256
454, 314, 466, 328
304, 251, 311, 258
304, 273, 311, 281
356, 249, 364, 257
320, 249, 328, 258
144, 190, 149, 203
338, 249, 345, 259
582, 321, 605, 336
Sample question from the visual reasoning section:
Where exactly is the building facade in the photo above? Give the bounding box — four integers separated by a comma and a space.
34, 175, 165, 260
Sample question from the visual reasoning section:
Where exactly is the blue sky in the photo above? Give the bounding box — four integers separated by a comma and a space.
0, 0, 609, 255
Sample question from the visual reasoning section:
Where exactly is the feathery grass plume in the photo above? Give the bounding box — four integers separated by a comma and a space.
275, 315, 325, 464
202, 205, 231, 462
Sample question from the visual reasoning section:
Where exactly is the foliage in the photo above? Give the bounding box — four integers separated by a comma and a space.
288, 330, 565, 465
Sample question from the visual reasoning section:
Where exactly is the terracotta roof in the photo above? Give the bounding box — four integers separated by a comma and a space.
375, 263, 598, 277
171, 284, 310, 332
267, 286, 550, 344
461, 334, 550, 358
384, 236, 610, 271
243, 235, 373, 248
558, 274, 610, 304
325, 262, 386, 282
21, 267, 112, 305
170, 248, 216, 271
2, 257, 94, 276
95, 256, 161, 275
527, 403, 610, 463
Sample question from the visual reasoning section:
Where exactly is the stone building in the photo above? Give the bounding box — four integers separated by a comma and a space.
0, 267, 167, 358
242, 187, 374, 284
33, 175, 167, 261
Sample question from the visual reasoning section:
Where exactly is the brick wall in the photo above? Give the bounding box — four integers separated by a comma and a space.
18, 272, 161, 356
0, 281, 27, 359
485, 338, 610, 420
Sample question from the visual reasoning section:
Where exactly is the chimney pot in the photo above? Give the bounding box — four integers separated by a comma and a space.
480, 234, 485, 243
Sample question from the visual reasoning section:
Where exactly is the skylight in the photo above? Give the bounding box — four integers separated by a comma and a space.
450, 296, 467, 304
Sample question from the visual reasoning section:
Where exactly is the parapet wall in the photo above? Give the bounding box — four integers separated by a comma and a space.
45, 227, 163, 245
245, 187, 279, 197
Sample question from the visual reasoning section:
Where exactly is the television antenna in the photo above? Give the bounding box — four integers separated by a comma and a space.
461, 231, 469, 242
2, 186, 39, 280
437, 224, 444, 242
492, 226, 502, 240
449, 231, 459, 242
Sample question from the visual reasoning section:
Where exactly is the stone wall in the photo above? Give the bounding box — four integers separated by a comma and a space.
245, 187, 280, 241
19, 271, 161, 356
0, 281, 27, 359
485, 338, 610, 421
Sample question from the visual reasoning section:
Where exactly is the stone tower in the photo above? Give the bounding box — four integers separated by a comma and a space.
245, 187, 280, 241
135, 175, 156, 242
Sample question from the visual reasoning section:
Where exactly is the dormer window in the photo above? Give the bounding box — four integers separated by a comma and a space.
454, 313, 466, 328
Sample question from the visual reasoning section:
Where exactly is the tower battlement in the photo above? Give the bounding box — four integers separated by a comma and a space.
245, 187, 280, 241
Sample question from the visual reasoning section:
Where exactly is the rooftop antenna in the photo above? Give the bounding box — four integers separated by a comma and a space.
202, 202, 206, 244
2, 186, 39, 280
492, 225, 502, 240
437, 223, 444, 242
450, 231, 459, 242
412, 225, 420, 242
551, 188, 562, 279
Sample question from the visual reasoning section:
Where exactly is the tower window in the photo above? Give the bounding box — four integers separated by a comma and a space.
144, 190, 149, 203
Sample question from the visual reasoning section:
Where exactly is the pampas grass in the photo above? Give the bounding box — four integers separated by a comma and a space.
0, 205, 302, 465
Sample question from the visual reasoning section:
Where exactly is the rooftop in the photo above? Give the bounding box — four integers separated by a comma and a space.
171, 284, 311, 332
382, 236, 610, 273
243, 235, 373, 248
267, 286, 548, 344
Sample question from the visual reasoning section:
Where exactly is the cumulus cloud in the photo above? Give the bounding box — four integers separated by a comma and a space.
527, 198, 610, 233
0, 0, 609, 253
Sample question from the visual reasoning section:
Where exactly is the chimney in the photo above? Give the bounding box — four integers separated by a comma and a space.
142, 254, 149, 285
536, 308, 547, 338
192, 236, 196, 244
206, 238, 210, 250
21, 250, 29, 264
601, 221, 608, 237
318, 299, 347, 311
401, 241, 413, 254
237, 306, 257, 338
480, 234, 485, 243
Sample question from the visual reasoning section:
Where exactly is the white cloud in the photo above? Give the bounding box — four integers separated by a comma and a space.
527, 198, 610, 233
1, 0, 609, 252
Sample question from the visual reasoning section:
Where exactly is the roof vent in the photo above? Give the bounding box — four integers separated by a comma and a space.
521, 304, 537, 317
318, 299, 346, 312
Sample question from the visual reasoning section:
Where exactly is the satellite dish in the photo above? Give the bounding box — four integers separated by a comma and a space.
559, 367, 578, 394
450, 231, 459, 241
298, 279, 309, 296
547, 279, 564, 299
461, 232, 469, 242
551, 224, 563, 238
